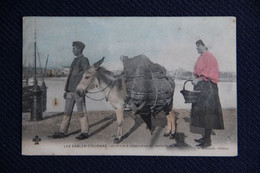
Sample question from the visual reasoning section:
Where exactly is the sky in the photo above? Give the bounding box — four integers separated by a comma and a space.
23, 17, 236, 72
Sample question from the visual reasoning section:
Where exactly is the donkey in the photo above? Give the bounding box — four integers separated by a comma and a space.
76, 57, 176, 143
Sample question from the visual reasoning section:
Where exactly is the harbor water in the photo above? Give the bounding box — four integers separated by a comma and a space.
43, 77, 237, 112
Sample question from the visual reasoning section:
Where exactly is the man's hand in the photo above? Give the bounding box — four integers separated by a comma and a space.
63, 92, 67, 99
192, 78, 202, 86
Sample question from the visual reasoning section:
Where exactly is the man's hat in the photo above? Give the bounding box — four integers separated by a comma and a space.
195, 39, 205, 46
72, 41, 85, 50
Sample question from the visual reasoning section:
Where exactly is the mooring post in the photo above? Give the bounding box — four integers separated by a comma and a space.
41, 81, 47, 112
30, 82, 43, 121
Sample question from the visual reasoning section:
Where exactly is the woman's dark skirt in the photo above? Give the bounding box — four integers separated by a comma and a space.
191, 81, 224, 129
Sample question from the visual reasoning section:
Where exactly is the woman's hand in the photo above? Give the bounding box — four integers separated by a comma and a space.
192, 78, 202, 86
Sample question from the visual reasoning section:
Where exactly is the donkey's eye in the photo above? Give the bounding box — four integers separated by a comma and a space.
85, 76, 89, 79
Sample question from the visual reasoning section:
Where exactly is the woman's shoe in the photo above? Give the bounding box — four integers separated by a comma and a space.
196, 141, 211, 148
196, 138, 211, 148
194, 137, 205, 143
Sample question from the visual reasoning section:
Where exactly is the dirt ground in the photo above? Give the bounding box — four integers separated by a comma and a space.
22, 109, 237, 156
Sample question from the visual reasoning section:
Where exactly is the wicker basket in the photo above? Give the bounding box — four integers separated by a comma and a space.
180, 80, 201, 103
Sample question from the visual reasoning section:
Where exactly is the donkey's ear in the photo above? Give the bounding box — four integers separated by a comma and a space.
93, 57, 105, 68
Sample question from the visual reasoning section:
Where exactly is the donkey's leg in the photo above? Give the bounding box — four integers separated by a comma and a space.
164, 109, 177, 136
164, 114, 172, 137
168, 109, 177, 139
114, 108, 124, 144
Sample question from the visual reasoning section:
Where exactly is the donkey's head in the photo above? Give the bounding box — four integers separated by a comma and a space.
76, 57, 105, 96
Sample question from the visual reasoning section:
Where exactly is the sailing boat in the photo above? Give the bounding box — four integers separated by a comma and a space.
22, 21, 48, 113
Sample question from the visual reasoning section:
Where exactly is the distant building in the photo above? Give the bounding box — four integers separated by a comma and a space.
169, 68, 193, 80
61, 67, 70, 76
45, 67, 70, 77
219, 71, 236, 82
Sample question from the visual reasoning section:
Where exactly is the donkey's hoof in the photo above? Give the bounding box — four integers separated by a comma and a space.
169, 133, 176, 140
113, 137, 122, 144
163, 132, 171, 137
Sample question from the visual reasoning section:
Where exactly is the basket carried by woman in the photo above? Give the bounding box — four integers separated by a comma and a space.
180, 79, 201, 103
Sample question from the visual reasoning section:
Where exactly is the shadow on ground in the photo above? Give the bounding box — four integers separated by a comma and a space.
47, 110, 214, 145
120, 118, 143, 141
67, 113, 115, 137
43, 112, 64, 120
167, 132, 193, 149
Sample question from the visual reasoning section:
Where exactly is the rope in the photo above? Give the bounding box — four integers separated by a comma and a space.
85, 94, 106, 101
85, 81, 114, 102
126, 72, 165, 79
127, 90, 173, 95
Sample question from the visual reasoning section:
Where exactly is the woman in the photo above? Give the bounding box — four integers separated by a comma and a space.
191, 40, 224, 148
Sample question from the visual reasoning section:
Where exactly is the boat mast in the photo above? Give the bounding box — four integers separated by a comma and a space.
34, 18, 37, 85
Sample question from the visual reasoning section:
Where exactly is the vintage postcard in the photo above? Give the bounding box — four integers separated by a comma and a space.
22, 17, 237, 156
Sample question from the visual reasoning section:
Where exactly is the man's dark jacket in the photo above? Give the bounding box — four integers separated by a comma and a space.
65, 55, 90, 92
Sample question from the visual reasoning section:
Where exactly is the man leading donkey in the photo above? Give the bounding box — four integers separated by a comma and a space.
52, 41, 90, 140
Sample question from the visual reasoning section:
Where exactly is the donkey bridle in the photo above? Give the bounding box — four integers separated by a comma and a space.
82, 71, 114, 101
